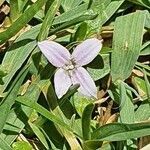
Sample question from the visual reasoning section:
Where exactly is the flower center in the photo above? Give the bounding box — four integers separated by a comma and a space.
66, 64, 74, 70
63, 59, 76, 71
63, 62, 75, 70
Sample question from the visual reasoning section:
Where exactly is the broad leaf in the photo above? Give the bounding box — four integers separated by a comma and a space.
111, 11, 146, 81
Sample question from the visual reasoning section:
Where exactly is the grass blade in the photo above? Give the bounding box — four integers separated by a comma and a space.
143, 69, 150, 103
111, 11, 146, 81
0, 65, 29, 134
82, 103, 94, 140
0, 137, 12, 150
16, 97, 72, 132
29, 122, 49, 149
49, 13, 97, 35
92, 122, 150, 141
53, 3, 88, 25
9, 0, 20, 21
119, 82, 135, 123
0, 0, 46, 44
0, 25, 40, 92
38, 0, 61, 41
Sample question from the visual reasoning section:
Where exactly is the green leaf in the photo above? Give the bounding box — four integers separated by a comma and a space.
87, 54, 110, 81
136, 62, 150, 73
29, 122, 49, 149
61, 0, 82, 12
82, 103, 94, 140
72, 93, 92, 117
0, 65, 56, 145
38, 0, 61, 41
0, 69, 7, 85
133, 76, 147, 98
111, 11, 146, 81
53, 3, 88, 25
0, 25, 40, 92
0, 0, 46, 44
73, 22, 88, 41
88, 0, 124, 33
91, 122, 150, 141
0, 108, 25, 144
140, 41, 150, 55
0, 78, 43, 145
0, 65, 28, 134
0, 137, 12, 150
59, 127, 82, 150
9, 0, 20, 21
145, 12, 150, 28
39, 80, 82, 150
18, 0, 29, 12
59, 84, 79, 106
127, 0, 150, 9
49, 13, 97, 35
83, 140, 103, 150
123, 82, 141, 99
12, 141, 32, 150
100, 0, 124, 25
144, 69, 150, 102
135, 100, 150, 122
119, 82, 135, 123
15, 97, 72, 132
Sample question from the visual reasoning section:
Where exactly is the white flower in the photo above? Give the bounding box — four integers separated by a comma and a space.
38, 38, 103, 99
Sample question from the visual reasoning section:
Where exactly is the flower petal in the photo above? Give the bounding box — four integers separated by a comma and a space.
72, 38, 103, 66
71, 67, 97, 98
38, 40, 71, 67
54, 68, 72, 99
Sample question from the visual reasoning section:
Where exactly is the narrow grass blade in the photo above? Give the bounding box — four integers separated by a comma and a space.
0, 78, 44, 144
0, 0, 46, 44
15, 97, 72, 132
128, 0, 150, 9
49, 13, 97, 35
59, 84, 79, 106
91, 122, 150, 141
101, 0, 124, 25
38, 0, 61, 41
29, 122, 49, 149
39, 80, 82, 150
0, 25, 40, 92
0, 65, 29, 134
53, 3, 88, 25
82, 103, 94, 140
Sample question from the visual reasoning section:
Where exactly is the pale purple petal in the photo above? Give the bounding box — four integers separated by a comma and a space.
54, 68, 72, 99
38, 40, 71, 67
71, 67, 97, 98
72, 38, 103, 66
